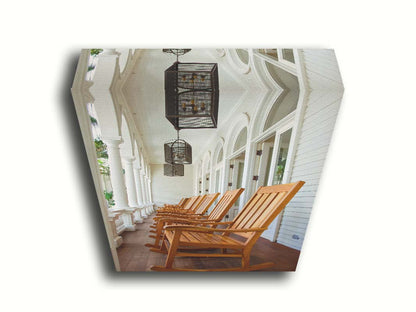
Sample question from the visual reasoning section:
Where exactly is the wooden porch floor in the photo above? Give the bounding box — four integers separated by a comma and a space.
117, 214, 301, 271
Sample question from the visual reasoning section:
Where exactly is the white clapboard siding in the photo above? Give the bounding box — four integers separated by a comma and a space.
276, 49, 344, 250
301, 49, 343, 90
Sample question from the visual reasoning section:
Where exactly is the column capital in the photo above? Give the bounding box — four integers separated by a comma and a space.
101, 49, 121, 56
122, 155, 136, 163
102, 136, 123, 147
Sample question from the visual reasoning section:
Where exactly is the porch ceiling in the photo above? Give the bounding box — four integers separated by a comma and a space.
123, 49, 248, 164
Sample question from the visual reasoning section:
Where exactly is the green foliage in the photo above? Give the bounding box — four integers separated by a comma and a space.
90, 116, 98, 126
90, 49, 103, 56
104, 190, 115, 207
87, 65, 96, 72
94, 139, 108, 159
275, 158, 287, 184
97, 159, 110, 176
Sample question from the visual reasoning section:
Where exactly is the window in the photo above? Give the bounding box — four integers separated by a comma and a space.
263, 62, 299, 131
217, 147, 223, 164
227, 151, 245, 219
282, 49, 295, 63
251, 135, 275, 191
272, 129, 292, 184
234, 127, 247, 152
258, 49, 278, 61
236, 49, 249, 64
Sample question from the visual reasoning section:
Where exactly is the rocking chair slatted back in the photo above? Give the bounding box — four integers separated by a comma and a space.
193, 193, 220, 215
229, 182, 305, 239
176, 197, 187, 207
188, 195, 206, 213
208, 188, 245, 221
181, 196, 200, 211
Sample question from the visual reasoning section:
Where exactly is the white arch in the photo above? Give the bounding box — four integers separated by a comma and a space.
225, 49, 251, 75
201, 151, 211, 194
90, 53, 122, 139
120, 114, 134, 158
224, 112, 250, 158
213, 137, 225, 166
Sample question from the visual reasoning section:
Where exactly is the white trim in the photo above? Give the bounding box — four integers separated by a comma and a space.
253, 50, 297, 76
272, 49, 310, 242
251, 111, 296, 144
71, 50, 121, 271
225, 49, 251, 74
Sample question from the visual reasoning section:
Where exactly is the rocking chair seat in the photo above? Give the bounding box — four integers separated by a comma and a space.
165, 229, 244, 249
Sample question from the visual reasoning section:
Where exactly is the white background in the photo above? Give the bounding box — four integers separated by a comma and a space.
1, 1, 415, 311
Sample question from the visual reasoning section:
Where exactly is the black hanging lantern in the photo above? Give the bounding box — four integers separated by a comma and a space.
162, 49, 192, 58
164, 132, 192, 165
164, 163, 184, 176
165, 61, 219, 130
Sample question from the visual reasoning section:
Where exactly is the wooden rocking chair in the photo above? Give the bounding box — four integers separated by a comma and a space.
156, 195, 201, 215
150, 181, 305, 272
145, 188, 244, 249
161, 197, 188, 209
149, 193, 218, 233
156, 193, 218, 217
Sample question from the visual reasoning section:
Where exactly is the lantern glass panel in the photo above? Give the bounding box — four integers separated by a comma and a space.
164, 163, 184, 176
165, 62, 219, 130
164, 139, 192, 165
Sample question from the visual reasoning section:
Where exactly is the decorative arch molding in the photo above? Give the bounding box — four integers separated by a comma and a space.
250, 59, 300, 140
215, 49, 226, 58
249, 90, 282, 140
120, 114, 134, 158
109, 49, 151, 165
193, 160, 203, 195
225, 49, 251, 75
139, 151, 146, 174
250, 55, 284, 92
224, 112, 250, 157
71, 49, 121, 270
201, 151, 212, 194
133, 139, 141, 168
202, 151, 212, 174
213, 137, 225, 166
115, 49, 131, 76
90, 52, 121, 138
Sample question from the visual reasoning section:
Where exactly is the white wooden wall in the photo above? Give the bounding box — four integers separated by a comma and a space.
276, 49, 344, 250
151, 164, 194, 206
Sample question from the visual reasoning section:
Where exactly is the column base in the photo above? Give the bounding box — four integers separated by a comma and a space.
139, 205, 148, 218
132, 208, 143, 223
124, 225, 136, 231
114, 235, 123, 248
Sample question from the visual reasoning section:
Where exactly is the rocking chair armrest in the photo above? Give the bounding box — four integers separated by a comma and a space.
156, 212, 190, 217
163, 225, 267, 233
157, 217, 208, 224
157, 218, 233, 225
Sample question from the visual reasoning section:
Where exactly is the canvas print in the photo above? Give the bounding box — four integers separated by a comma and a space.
71, 48, 344, 271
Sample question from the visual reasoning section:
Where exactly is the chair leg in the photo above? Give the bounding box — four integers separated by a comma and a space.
153, 220, 164, 248
241, 249, 251, 270
164, 230, 182, 269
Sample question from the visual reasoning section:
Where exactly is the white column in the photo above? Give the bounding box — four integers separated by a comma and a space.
148, 178, 153, 203
147, 176, 154, 213
134, 167, 144, 206
144, 176, 152, 214
140, 173, 147, 204
139, 172, 148, 218
140, 172, 151, 215
122, 156, 143, 223
133, 165, 147, 219
103, 138, 135, 231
